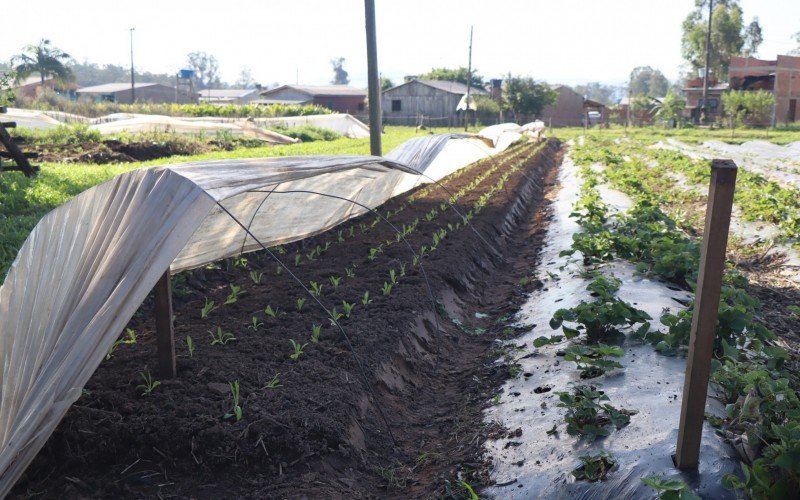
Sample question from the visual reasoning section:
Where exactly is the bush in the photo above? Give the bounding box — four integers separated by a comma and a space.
268, 125, 341, 142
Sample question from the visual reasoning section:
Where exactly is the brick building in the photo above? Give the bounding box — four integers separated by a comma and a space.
729, 55, 800, 125
540, 85, 585, 127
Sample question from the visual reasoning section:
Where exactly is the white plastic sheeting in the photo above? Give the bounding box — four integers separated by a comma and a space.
0, 128, 528, 494
1, 108, 63, 130
253, 114, 370, 139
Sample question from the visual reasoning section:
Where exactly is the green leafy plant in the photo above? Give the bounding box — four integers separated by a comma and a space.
248, 316, 263, 330
572, 451, 616, 481
186, 335, 195, 358
368, 247, 380, 261
209, 327, 236, 345
249, 270, 263, 284
264, 373, 281, 389
345, 266, 356, 278
224, 283, 242, 305
223, 380, 243, 421
642, 476, 700, 499
296, 297, 306, 311
264, 304, 278, 318
294, 254, 302, 266
557, 385, 637, 439
399, 263, 406, 277
342, 300, 355, 318
563, 344, 625, 379
289, 339, 308, 361
311, 324, 322, 343
310, 281, 323, 297
382, 282, 393, 296
328, 307, 343, 326
276, 264, 283, 275
136, 371, 160, 396
106, 328, 137, 360
362, 291, 372, 306
329, 275, 341, 289
201, 297, 217, 319
389, 269, 398, 284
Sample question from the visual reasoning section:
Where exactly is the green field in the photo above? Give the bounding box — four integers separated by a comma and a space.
551, 124, 800, 144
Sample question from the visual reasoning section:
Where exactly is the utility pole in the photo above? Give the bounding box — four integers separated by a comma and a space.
364, 0, 382, 156
701, 0, 713, 124
465, 26, 473, 132
130, 27, 136, 103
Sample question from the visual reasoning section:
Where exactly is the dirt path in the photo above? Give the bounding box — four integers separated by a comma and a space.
10, 139, 563, 498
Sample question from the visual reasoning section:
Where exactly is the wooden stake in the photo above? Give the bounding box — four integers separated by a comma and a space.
675, 159, 737, 469
154, 269, 176, 379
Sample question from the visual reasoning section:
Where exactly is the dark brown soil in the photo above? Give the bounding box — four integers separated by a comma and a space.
10, 139, 563, 499
29, 138, 253, 164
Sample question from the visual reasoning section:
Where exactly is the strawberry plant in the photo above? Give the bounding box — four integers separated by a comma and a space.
563, 344, 624, 379
556, 385, 637, 439
572, 451, 616, 482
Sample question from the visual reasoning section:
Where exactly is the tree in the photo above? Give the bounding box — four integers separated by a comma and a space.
12, 39, 73, 86
653, 90, 687, 127
418, 67, 484, 88
721, 89, 775, 133
235, 66, 256, 89
187, 52, 220, 89
571, 82, 621, 105
629, 66, 670, 97
791, 31, 800, 56
630, 94, 656, 126
68, 60, 174, 87
681, 0, 762, 81
0, 69, 16, 106
502, 75, 557, 119
380, 76, 394, 91
330, 57, 349, 85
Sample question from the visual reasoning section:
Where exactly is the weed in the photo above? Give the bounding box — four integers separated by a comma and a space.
223, 380, 243, 421
136, 371, 160, 396
209, 327, 236, 345
289, 339, 308, 361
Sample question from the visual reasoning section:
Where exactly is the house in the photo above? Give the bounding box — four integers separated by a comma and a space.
14, 75, 78, 100
198, 88, 261, 105
381, 79, 488, 126
682, 78, 729, 123
76, 82, 197, 104
256, 84, 366, 114
729, 55, 800, 124
539, 85, 585, 127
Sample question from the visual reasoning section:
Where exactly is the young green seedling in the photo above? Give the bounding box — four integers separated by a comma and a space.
382, 282, 393, 296
311, 324, 322, 343
329, 275, 341, 290
223, 380, 243, 422
362, 291, 371, 306
399, 263, 406, 277
186, 335, 195, 358
328, 307, 343, 326
289, 339, 308, 361
389, 269, 398, 284
248, 316, 263, 330
276, 264, 283, 275
209, 327, 236, 345
264, 373, 281, 389
249, 270, 263, 284
264, 305, 278, 318
348, 226, 355, 237
310, 281, 323, 297
294, 254, 302, 266
296, 297, 306, 311
342, 300, 355, 318
345, 266, 355, 278
201, 297, 217, 319
337, 230, 344, 243
368, 247, 380, 261
224, 284, 241, 305
136, 371, 160, 396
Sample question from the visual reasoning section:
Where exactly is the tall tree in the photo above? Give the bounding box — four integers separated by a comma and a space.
12, 39, 73, 85
791, 31, 800, 56
187, 52, 220, 89
654, 90, 687, 127
380, 76, 394, 91
330, 57, 349, 85
681, 0, 762, 81
629, 66, 670, 96
418, 67, 484, 88
502, 74, 557, 119
235, 66, 256, 89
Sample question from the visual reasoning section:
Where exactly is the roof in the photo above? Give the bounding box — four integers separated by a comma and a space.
385, 79, 488, 96
682, 82, 729, 92
259, 84, 367, 98
198, 88, 259, 99
77, 82, 161, 94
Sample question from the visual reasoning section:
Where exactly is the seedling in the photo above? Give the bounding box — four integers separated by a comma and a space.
329, 275, 341, 289
233, 256, 248, 269
296, 297, 306, 311
399, 263, 406, 277
556, 385, 636, 439
362, 291, 372, 306
412, 255, 420, 267
201, 297, 217, 319
106, 328, 137, 360
310, 281, 323, 297
389, 269, 397, 284
342, 300, 355, 318
289, 339, 308, 361
563, 344, 625, 379
294, 254, 302, 266
249, 270, 263, 284
572, 451, 616, 481
311, 324, 322, 343
275, 245, 286, 254
337, 230, 344, 243
264, 373, 281, 389
322, 241, 331, 252
276, 264, 283, 275
328, 307, 343, 326
642, 477, 699, 499
224, 284, 242, 305
264, 304, 278, 318
136, 371, 160, 396
186, 335, 195, 358
368, 247, 380, 261
345, 266, 356, 278
248, 316, 263, 330
223, 380, 243, 422
382, 282, 393, 296
209, 327, 236, 345
348, 226, 355, 237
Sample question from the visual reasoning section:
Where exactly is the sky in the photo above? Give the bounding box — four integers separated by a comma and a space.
1, 0, 798, 88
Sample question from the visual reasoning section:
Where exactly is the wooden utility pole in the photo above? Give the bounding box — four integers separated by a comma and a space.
153, 270, 176, 379
464, 26, 473, 132
675, 159, 737, 469
365, 0, 382, 156
700, 0, 713, 124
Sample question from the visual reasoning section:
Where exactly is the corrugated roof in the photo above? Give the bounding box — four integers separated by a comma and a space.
77, 82, 161, 93
416, 79, 488, 95
260, 84, 367, 97
199, 88, 259, 98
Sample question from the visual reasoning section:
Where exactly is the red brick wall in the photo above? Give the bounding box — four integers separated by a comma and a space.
312, 95, 366, 114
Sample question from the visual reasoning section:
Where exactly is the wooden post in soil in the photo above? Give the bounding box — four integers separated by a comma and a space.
154, 269, 177, 379
675, 159, 737, 469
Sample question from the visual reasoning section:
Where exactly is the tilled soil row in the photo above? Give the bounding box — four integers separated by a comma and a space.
11, 138, 563, 498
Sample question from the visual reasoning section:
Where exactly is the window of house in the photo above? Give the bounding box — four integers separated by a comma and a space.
391, 99, 402, 112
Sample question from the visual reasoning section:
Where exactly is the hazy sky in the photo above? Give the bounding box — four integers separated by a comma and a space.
2, 0, 798, 88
